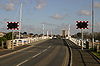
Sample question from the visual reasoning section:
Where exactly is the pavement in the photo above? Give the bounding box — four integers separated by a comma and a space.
65, 39, 100, 66
0, 39, 48, 57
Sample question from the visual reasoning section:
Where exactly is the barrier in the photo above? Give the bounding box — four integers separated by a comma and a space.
6, 36, 50, 49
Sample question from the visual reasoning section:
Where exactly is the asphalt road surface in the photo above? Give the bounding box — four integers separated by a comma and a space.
0, 39, 69, 66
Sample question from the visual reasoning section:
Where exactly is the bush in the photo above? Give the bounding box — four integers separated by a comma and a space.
4, 32, 12, 40
0, 37, 6, 46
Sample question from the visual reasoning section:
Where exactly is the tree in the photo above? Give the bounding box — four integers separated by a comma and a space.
0, 37, 6, 46
23, 32, 27, 35
77, 32, 81, 38
29, 33, 34, 35
4, 32, 12, 40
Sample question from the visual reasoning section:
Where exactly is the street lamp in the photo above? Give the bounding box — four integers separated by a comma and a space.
91, 0, 94, 50
19, 3, 23, 39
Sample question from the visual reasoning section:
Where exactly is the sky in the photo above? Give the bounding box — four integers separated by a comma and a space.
0, 0, 100, 35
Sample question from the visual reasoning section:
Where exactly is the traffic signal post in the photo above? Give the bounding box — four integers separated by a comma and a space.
11, 30, 14, 49
7, 22, 19, 49
81, 29, 84, 50
76, 21, 88, 50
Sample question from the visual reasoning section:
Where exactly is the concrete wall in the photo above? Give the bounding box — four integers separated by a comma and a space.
6, 40, 12, 49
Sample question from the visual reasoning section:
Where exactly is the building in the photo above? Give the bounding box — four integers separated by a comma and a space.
62, 30, 66, 38
0, 32, 5, 37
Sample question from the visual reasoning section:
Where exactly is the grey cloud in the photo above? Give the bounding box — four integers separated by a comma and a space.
41, 22, 55, 26
4, 3, 15, 11
94, 2, 100, 8
34, 0, 47, 9
0, 2, 15, 11
79, 10, 91, 16
95, 22, 100, 31
50, 14, 67, 20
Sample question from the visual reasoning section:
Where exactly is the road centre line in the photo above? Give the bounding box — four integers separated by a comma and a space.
16, 46, 51, 66
16, 60, 28, 66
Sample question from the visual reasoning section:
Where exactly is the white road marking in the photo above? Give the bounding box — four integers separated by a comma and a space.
32, 52, 41, 58
16, 60, 28, 66
16, 46, 51, 66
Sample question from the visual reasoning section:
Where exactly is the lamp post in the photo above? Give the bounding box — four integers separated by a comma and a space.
19, 3, 23, 39
91, 0, 94, 50
42, 24, 44, 38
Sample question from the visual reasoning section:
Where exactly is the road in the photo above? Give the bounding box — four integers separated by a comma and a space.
0, 39, 69, 66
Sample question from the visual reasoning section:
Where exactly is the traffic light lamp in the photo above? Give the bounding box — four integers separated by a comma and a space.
76, 21, 88, 29
7, 22, 19, 30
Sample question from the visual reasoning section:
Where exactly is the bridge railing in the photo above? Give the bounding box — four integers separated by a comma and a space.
6, 36, 50, 49
67, 37, 84, 47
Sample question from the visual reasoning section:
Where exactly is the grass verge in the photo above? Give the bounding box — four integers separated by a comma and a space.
92, 52, 100, 59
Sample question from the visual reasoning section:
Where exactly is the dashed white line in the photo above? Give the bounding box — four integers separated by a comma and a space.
16, 46, 51, 66
32, 52, 41, 58
48, 46, 51, 48
16, 60, 28, 66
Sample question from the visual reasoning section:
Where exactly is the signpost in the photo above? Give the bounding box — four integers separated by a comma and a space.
76, 21, 88, 50
7, 22, 19, 49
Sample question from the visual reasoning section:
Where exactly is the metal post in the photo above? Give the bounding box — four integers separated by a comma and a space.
68, 24, 70, 38
91, 0, 94, 50
19, 3, 23, 39
12, 30, 14, 49
2, 41, 4, 49
47, 30, 48, 37
81, 29, 84, 50
50, 24, 52, 37
42, 24, 44, 38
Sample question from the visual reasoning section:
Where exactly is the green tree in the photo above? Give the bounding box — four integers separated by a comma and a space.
0, 37, 6, 46
4, 32, 12, 40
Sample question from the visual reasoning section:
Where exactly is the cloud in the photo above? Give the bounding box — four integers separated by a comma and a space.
0, 2, 15, 11
94, 2, 100, 8
0, 4, 3, 8
79, 10, 91, 16
9, 0, 19, 3
50, 14, 67, 20
34, 0, 47, 9
95, 22, 100, 32
41, 22, 55, 26
4, 3, 15, 11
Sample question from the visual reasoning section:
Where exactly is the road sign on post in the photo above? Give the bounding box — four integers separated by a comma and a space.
7, 22, 19, 49
76, 21, 88, 50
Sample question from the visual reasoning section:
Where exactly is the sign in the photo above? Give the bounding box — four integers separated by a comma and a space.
76, 21, 88, 29
7, 22, 19, 30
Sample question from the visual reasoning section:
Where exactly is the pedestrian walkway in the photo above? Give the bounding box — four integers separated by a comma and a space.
66, 39, 100, 66
0, 45, 30, 56
0, 39, 48, 57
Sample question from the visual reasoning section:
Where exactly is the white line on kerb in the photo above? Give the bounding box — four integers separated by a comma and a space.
16, 46, 51, 66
